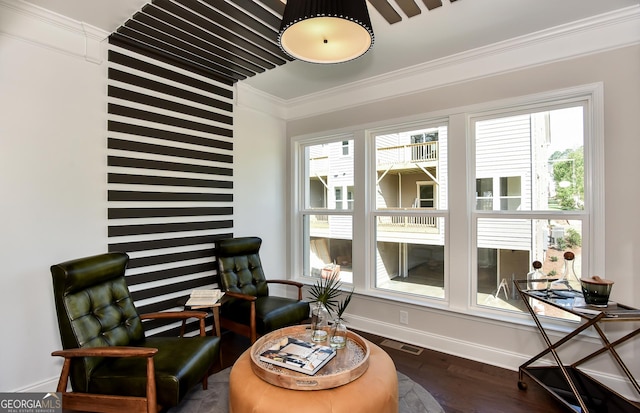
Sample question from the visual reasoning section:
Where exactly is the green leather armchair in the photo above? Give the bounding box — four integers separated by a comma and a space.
51, 252, 220, 413
216, 237, 310, 343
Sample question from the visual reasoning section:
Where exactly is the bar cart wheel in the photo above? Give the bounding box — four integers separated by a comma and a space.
518, 380, 528, 390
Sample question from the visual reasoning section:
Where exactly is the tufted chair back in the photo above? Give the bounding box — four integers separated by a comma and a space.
214, 236, 310, 342
51, 252, 143, 392
216, 237, 269, 297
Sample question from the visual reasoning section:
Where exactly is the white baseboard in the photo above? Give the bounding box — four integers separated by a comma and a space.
349, 314, 640, 403
13, 376, 60, 393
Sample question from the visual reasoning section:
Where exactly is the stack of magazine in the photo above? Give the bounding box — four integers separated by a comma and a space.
185, 289, 224, 308
259, 337, 336, 375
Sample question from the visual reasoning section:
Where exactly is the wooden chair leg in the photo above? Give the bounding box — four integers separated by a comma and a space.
180, 319, 186, 337
146, 358, 157, 413
250, 301, 257, 343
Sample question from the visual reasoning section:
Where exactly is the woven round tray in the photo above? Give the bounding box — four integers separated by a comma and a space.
250, 325, 370, 390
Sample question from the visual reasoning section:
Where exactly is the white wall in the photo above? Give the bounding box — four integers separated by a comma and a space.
0, 5, 109, 391
232, 104, 288, 277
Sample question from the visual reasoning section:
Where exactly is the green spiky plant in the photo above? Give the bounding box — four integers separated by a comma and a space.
328, 286, 353, 349
307, 274, 343, 315
334, 287, 354, 321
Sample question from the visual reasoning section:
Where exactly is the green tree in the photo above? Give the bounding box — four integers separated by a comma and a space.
550, 147, 584, 210
564, 228, 582, 248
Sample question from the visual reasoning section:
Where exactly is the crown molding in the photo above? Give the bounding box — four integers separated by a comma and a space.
235, 82, 289, 119
239, 5, 640, 121
0, 0, 109, 63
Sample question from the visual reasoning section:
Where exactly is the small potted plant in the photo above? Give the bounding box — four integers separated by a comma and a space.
308, 272, 343, 314
307, 274, 353, 348
307, 274, 340, 342
329, 287, 353, 349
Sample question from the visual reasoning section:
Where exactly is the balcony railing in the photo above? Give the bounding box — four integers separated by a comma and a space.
309, 213, 437, 232
377, 214, 438, 231
309, 142, 438, 176
377, 141, 438, 165
309, 214, 328, 227
309, 155, 329, 176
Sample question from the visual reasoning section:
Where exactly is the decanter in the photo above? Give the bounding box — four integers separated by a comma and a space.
526, 260, 546, 290
550, 251, 581, 291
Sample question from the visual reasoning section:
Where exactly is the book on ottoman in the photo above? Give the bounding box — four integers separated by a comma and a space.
259, 337, 336, 375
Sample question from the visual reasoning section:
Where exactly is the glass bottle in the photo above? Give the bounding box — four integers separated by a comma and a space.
310, 302, 329, 342
526, 260, 546, 290
329, 318, 347, 349
561, 251, 581, 291
550, 251, 581, 291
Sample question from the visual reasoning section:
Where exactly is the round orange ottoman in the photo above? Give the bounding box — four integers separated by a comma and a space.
229, 340, 398, 413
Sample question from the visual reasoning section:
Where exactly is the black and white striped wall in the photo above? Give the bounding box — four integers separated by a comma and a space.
106, 37, 234, 336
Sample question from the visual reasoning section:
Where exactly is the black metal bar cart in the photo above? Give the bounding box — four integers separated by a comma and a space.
514, 279, 640, 413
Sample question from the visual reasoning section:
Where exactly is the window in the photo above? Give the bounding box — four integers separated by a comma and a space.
500, 176, 521, 211
292, 84, 602, 323
475, 176, 522, 211
342, 140, 350, 156
473, 105, 589, 320
347, 186, 354, 209
373, 124, 447, 299
334, 186, 354, 210
300, 138, 354, 283
417, 182, 435, 208
476, 178, 493, 210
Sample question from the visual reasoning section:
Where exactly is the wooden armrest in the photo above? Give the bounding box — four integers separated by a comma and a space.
266, 279, 304, 300
266, 279, 304, 288
52, 346, 159, 408
142, 311, 209, 336
224, 291, 257, 301
141, 311, 207, 320
52, 346, 158, 358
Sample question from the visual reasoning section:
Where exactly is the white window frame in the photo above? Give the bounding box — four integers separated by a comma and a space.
292, 133, 355, 280
289, 83, 604, 326
368, 119, 449, 302
468, 84, 604, 319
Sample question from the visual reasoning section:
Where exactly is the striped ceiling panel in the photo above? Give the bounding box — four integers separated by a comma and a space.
111, 0, 459, 86
111, 0, 291, 86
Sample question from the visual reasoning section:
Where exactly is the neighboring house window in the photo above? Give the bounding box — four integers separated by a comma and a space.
292, 84, 602, 323
475, 176, 522, 211
342, 140, 350, 155
500, 176, 522, 211
417, 182, 436, 208
476, 178, 493, 210
335, 187, 343, 209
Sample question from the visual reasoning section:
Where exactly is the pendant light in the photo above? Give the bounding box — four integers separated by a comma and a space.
278, 0, 375, 64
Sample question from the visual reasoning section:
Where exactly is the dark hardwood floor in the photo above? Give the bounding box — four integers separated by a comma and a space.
214, 329, 568, 413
